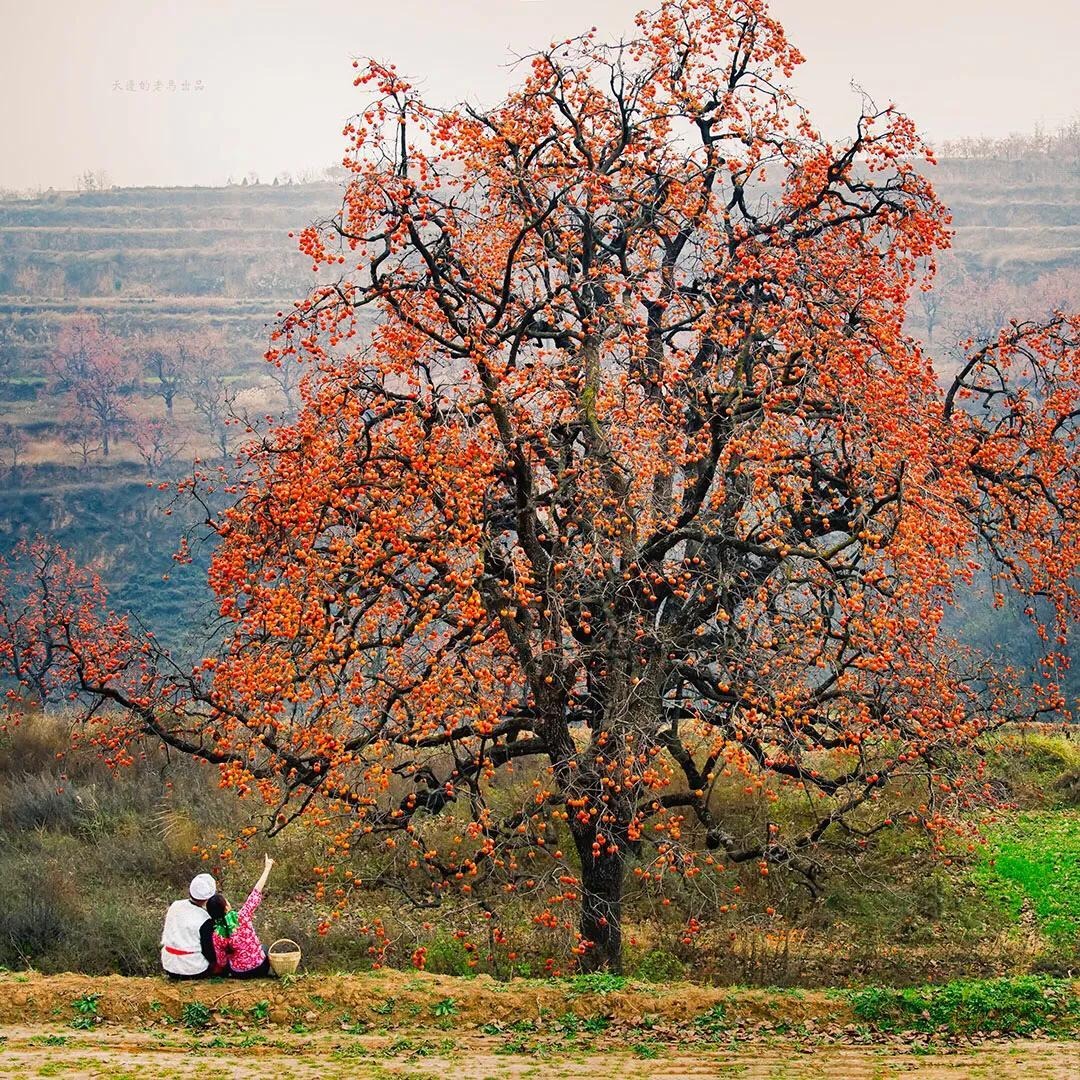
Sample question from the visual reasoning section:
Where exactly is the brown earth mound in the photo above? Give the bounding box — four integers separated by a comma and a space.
0, 969, 845, 1030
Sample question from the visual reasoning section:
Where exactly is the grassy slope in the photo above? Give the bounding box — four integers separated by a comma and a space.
1, 716, 1078, 987
977, 813, 1080, 947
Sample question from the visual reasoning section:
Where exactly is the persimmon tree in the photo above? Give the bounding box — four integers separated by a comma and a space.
65, 0, 1077, 971
0, 539, 122, 722
48, 315, 135, 458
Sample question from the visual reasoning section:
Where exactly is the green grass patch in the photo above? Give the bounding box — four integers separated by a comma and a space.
975, 811, 1080, 945
565, 973, 627, 995
844, 975, 1079, 1035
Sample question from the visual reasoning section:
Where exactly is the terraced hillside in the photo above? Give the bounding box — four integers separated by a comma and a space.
0, 158, 1076, 650
934, 157, 1080, 278
0, 182, 343, 382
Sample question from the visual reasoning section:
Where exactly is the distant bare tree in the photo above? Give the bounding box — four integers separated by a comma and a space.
0, 423, 27, 470
186, 368, 240, 460
264, 354, 303, 415
61, 408, 103, 469
915, 253, 966, 343
940, 117, 1080, 162
128, 333, 191, 416
948, 275, 1020, 345
0, 338, 14, 400
74, 170, 111, 192
130, 417, 186, 475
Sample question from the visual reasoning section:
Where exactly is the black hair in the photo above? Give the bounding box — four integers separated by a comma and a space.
206, 893, 229, 932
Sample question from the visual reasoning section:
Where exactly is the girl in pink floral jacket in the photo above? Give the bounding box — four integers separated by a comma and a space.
207, 855, 275, 978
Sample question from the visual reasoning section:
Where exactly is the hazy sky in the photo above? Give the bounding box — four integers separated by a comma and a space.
5, 0, 1079, 191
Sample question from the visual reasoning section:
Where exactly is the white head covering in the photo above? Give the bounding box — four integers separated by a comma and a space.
189, 873, 217, 901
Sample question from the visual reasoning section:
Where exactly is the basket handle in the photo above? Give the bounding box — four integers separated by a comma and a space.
268, 938, 301, 953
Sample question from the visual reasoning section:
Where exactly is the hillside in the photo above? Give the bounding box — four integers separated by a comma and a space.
0, 182, 342, 382
1, 158, 1077, 375
0, 159, 1077, 651
932, 157, 1080, 277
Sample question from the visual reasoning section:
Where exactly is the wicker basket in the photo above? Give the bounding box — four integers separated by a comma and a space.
268, 938, 302, 976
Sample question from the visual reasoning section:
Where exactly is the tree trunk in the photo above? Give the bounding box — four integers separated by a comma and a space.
574, 830, 625, 973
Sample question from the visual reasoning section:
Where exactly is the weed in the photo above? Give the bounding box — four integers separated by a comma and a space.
694, 1002, 729, 1036
332, 1044, 371, 1060
70, 993, 100, 1030
632, 1042, 661, 1059
383, 1036, 429, 1056
432, 996, 458, 1018
496, 1036, 532, 1055
340, 1013, 369, 1034
249, 1000, 269, 1022
581, 1014, 610, 1033
372, 997, 396, 1016
181, 1002, 212, 1030
555, 1012, 580, 1035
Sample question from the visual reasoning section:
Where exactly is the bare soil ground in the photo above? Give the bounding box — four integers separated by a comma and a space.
1, 1026, 1077, 1079
0, 973, 1076, 1078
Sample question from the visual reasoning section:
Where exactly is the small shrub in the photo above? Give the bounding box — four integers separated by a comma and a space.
181, 1002, 212, 1030
0, 876, 72, 969
423, 933, 471, 976
2, 774, 80, 831
631, 948, 686, 983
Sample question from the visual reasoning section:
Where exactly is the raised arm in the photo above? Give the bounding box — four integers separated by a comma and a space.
253, 853, 274, 894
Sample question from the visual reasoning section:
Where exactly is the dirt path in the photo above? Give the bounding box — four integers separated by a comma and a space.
0, 1026, 1077, 1079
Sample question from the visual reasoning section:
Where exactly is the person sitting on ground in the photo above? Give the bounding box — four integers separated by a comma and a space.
207, 854, 276, 978
160, 872, 220, 979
